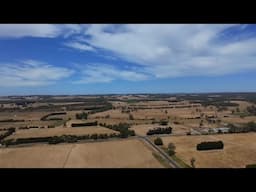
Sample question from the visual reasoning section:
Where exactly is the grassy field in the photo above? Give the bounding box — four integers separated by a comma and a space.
0, 139, 164, 168
161, 133, 256, 168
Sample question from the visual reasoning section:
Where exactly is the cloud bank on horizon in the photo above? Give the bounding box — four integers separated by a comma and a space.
0, 24, 256, 93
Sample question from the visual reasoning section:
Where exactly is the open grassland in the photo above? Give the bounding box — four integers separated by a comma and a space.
161, 133, 256, 168
0, 111, 49, 121
0, 139, 164, 168
230, 100, 254, 110
88, 109, 129, 119
6, 126, 118, 140
222, 116, 256, 124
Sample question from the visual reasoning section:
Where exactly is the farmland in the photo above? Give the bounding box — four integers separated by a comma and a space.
0, 93, 256, 168
0, 139, 163, 168
161, 133, 256, 168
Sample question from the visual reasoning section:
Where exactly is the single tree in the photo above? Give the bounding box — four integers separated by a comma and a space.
190, 157, 196, 168
129, 114, 134, 120
154, 137, 163, 145
167, 142, 176, 156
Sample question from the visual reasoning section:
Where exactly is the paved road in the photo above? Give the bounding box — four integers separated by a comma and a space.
138, 136, 181, 168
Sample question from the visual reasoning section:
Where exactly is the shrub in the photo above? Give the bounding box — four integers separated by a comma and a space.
154, 137, 163, 145
197, 141, 224, 151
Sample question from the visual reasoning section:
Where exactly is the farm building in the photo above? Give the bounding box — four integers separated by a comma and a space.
202, 127, 230, 134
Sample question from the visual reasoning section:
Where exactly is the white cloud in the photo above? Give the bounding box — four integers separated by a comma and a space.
2, 24, 256, 84
0, 24, 86, 39
76, 24, 256, 78
73, 63, 149, 84
0, 24, 61, 38
0, 60, 74, 87
64, 41, 96, 52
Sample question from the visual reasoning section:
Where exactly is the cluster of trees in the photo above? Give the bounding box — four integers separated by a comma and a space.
228, 122, 256, 133
0, 128, 15, 141
71, 121, 98, 127
146, 127, 172, 135
87, 103, 113, 115
40, 112, 66, 121
154, 137, 163, 145
99, 123, 135, 138
75, 112, 88, 120
197, 141, 224, 151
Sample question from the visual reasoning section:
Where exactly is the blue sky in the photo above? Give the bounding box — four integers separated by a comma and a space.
0, 24, 256, 96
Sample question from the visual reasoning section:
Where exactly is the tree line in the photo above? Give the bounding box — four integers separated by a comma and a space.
1, 132, 121, 146
99, 123, 135, 138
0, 128, 15, 142
147, 127, 172, 135
197, 141, 224, 151
71, 121, 98, 127
40, 112, 67, 121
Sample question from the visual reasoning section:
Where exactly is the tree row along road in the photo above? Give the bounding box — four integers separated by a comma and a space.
138, 136, 181, 168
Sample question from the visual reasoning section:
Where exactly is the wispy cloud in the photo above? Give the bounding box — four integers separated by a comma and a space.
0, 60, 74, 87
64, 41, 96, 52
74, 24, 256, 78
0, 24, 86, 39
0, 24, 61, 38
73, 63, 149, 84
2, 24, 256, 85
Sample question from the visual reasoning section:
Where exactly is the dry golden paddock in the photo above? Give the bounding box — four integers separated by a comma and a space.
0, 139, 163, 168
1, 94, 256, 168
161, 133, 256, 168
